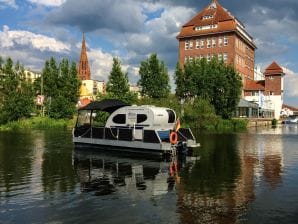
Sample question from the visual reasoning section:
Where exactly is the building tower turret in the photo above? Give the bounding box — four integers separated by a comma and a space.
78, 34, 91, 80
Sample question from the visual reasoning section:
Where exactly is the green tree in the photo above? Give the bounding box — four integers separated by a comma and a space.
37, 57, 80, 119
104, 58, 137, 104
138, 53, 170, 99
0, 57, 35, 124
175, 58, 242, 119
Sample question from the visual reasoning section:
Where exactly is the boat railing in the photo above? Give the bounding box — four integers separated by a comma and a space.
177, 128, 195, 141
74, 125, 162, 143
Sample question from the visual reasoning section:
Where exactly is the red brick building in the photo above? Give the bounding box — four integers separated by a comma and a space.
78, 34, 91, 80
177, 0, 287, 119
177, 0, 256, 86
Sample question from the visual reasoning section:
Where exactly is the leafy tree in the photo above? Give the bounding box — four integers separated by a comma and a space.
175, 58, 242, 119
37, 57, 80, 119
138, 53, 170, 99
104, 58, 137, 104
0, 57, 35, 124
183, 97, 218, 130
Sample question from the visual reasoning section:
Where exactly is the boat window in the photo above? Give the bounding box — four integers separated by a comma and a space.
137, 114, 147, 123
112, 114, 126, 124
92, 111, 110, 127
167, 110, 175, 123
76, 110, 91, 127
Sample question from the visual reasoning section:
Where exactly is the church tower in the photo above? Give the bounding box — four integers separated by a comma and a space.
78, 34, 91, 80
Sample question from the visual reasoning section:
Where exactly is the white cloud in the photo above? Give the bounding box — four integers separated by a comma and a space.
87, 47, 139, 83
27, 0, 66, 7
283, 67, 298, 97
0, 0, 17, 9
0, 25, 70, 52
87, 48, 113, 81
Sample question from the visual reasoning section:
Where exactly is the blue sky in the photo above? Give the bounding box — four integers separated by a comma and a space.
0, 0, 298, 107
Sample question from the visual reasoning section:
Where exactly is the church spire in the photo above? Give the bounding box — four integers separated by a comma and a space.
78, 33, 91, 80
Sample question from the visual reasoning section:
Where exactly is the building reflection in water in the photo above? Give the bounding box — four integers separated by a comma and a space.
176, 132, 283, 224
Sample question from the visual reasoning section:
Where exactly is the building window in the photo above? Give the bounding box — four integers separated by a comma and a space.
212, 37, 216, 48
223, 53, 228, 62
224, 36, 228, 46
269, 76, 274, 80
185, 40, 190, 50
196, 39, 200, 49
207, 53, 211, 62
189, 41, 193, 49
195, 25, 217, 31
200, 39, 205, 48
252, 91, 259, 96
218, 37, 223, 47
200, 54, 204, 59
185, 40, 193, 50
218, 53, 223, 61
270, 91, 274, 95
207, 38, 211, 48
202, 15, 214, 20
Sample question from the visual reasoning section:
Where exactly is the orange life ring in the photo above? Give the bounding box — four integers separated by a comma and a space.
170, 131, 178, 144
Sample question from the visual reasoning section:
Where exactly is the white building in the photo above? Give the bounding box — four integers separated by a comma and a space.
244, 62, 285, 119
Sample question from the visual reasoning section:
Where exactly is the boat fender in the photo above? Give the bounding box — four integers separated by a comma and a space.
170, 132, 178, 144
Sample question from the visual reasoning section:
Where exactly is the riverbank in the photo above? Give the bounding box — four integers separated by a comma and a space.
0, 116, 273, 133
0, 117, 75, 131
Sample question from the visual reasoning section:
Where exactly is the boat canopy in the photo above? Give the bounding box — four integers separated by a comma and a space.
79, 99, 130, 113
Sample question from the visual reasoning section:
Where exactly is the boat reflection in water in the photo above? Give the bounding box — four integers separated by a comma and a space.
73, 148, 199, 197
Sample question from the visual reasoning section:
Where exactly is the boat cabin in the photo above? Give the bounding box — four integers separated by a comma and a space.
105, 105, 176, 130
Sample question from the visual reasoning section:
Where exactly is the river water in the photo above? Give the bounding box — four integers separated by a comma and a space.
0, 125, 298, 224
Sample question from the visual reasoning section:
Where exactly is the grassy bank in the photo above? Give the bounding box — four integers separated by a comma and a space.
185, 118, 248, 133
0, 116, 248, 133
0, 117, 76, 131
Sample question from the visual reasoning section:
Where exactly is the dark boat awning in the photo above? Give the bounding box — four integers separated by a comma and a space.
79, 99, 130, 113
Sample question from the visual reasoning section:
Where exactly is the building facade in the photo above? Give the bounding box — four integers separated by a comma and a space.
177, 0, 288, 119
177, 0, 256, 87
24, 70, 41, 83
244, 62, 285, 119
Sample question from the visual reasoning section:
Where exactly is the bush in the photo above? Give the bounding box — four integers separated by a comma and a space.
271, 118, 277, 126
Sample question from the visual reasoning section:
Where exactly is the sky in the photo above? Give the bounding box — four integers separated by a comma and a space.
0, 0, 298, 107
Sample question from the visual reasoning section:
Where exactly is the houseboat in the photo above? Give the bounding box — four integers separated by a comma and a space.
73, 99, 200, 155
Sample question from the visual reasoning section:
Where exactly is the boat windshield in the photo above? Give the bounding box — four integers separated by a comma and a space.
76, 110, 91, 127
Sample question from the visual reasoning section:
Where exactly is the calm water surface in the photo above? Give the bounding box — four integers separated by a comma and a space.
0, 125, 298, 224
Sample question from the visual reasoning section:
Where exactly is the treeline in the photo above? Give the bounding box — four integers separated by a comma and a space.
0, 53, 244, 131
0, 56, 80, 125
97, 54, 245, 131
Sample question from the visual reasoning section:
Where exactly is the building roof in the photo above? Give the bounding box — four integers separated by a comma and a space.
177, 0, 256, 48
264, 61, 284, 75
177, 0, 234, 38
244, 80, 265, 91
183, 0, 233, 27
282, 104, 298, 111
